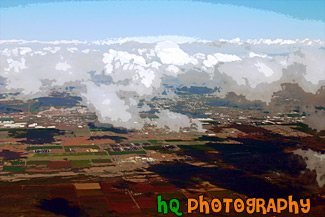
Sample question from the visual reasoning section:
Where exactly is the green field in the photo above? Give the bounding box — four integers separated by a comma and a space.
148, 140, 163, 144
10, 161, 25, 166
131, 140, 163, 144
0, 118, 14, 122
91, 159, 112, 163
106, 150, 146, 155
131, 140, 149, 143
3, 166, 25, 172
142, 145, 161, 151
26, 146, 63, 150
291, 123, 317, 135
70, 160, 92, 168
165, 139, 183, 142
34, 152, 107, 156
29, 152, 110, 161
27, 160, 50, 166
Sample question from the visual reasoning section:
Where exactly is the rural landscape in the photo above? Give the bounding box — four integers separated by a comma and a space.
1, 0, 324, 216
0, 89, 324, 216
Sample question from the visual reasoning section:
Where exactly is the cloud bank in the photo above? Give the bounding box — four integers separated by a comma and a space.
0, 37, 324, 131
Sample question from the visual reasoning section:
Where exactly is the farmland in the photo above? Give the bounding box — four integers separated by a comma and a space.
0, 94, 324, 216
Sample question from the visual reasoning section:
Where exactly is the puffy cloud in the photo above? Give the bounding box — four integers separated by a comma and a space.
155, 41, 197, 65
55, 62, 71, 71
154, 110, 205, 132
249, 52, 267, 58
214, 53, 241, 62
254, 62, 274, 77
81, 82, 132, 123
82, 49, 90, 54
67, 47, 78, 53
203, 55, 219, 68
19, 47, 32, 55
5, 58, 27, 73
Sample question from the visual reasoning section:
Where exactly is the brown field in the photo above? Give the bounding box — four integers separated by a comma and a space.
48, 160, 71, 168
58, 136, 115, 146
106, 194, 140, 213
74, 182, 101, 190
134, 193, 158, 209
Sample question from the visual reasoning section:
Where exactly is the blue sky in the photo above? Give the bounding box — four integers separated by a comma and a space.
0, 0, 324, 41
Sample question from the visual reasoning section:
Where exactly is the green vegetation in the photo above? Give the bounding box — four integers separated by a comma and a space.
106, 150, 146, 155
131, 140, 149, 143
91, 159, 112, 163
165, 139, 183, 142
27, 160, 49, 166
0, 118, 14, 121
70, 160, 92, 168
10, 161, 25, 166
140, 116, 159, 119
142, 146, 161, 151
26, 145, 63, 150
89, 128, 106, 132
29, 151, 110, 161
93, 152, 107, 155
148, 140, 163, 144
34, 152, 107, 157
29, 105, 41, 112
3, 166, 25, 172
291, 123, 316, 134
280, 113, 304, 118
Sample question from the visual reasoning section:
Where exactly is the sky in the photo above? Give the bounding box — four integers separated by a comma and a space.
0, 0, 324, 41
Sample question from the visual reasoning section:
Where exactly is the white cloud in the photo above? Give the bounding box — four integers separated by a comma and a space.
55, 62, 71, 71
82, 83, 132, 123
294, 149, 325, 187
5, 58, 27, 72
155, 41, 197, 65
67, 47, 78, 53
203, 55, 219, 68
255, 62, 274, 77
82, 49, 90, 54
214, 53, 241, 62
249, 52, 267, 58
155, 110, 204, 132
19, 47, 32, 55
